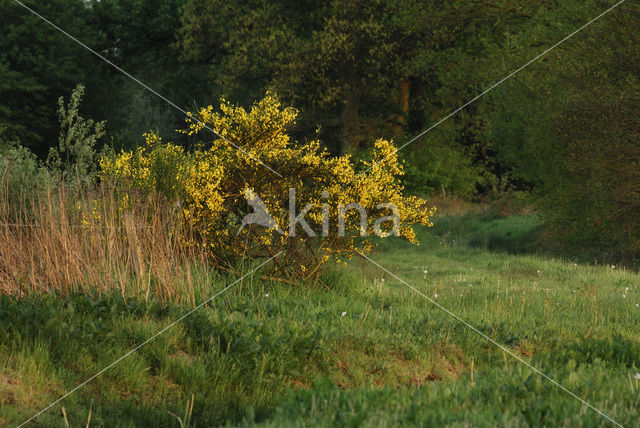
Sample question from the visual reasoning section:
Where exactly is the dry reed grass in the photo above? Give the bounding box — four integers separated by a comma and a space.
0, 180, 214, 304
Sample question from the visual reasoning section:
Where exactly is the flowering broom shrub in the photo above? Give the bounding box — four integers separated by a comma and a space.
100, 95, 435, 283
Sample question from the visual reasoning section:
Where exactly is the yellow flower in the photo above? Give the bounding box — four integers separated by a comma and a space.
99, 94, 434, 282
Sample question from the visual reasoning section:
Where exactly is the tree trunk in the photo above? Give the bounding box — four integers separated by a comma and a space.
339, 89, 361, 155
391, 78, 410, 136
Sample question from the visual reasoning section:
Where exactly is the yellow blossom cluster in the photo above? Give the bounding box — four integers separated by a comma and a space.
99, 95, 435, 282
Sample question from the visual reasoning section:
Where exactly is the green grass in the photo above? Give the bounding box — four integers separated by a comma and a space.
2, 214, 640, 427
430, 212, 543, 255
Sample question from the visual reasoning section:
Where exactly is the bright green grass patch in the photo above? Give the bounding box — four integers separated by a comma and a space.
1, 216, 639, 426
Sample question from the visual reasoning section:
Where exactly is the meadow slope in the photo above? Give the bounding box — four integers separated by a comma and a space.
1, 214, 639, 427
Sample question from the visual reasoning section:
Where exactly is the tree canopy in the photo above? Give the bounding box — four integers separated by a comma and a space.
1, 0, 638, 259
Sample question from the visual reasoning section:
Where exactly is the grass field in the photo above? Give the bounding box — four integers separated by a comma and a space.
2, 213, 639, 427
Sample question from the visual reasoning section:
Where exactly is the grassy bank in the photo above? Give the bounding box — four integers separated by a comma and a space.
2, 214, 640, 426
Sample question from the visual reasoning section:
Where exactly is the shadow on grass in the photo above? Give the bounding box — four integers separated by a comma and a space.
430, 213, 543, 255
372, 212, 544, 258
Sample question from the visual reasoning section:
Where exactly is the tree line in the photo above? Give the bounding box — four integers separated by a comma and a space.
1, 0, 638, 261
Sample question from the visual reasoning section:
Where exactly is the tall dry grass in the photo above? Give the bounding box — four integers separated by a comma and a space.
0, 180, 215, 304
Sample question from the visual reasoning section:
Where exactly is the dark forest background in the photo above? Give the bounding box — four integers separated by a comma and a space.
1, 0, 638, 262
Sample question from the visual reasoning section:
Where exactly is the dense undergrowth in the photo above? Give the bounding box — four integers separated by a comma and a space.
1, 92, 434, 295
